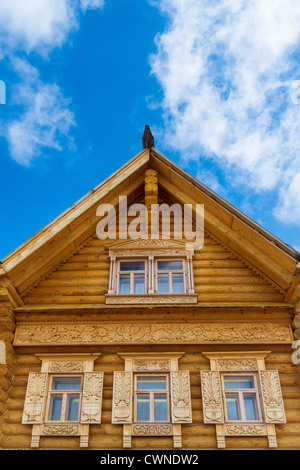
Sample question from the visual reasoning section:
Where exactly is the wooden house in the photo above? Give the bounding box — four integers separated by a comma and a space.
0, 127, 300, 451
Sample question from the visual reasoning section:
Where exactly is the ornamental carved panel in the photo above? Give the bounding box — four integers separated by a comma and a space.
217, 359, 257, 371
22, 373, 47, 424
132, 425, 172, 436
259, 370, 286, 423
81, 372, 104, 424
112, 371, 132, 424
170, 371, 192, 423
201, 370, 224, 424
14, 322, 293, 346
132, 360, 170, 371
49, 361, 85, 373
43, 425, 79, 435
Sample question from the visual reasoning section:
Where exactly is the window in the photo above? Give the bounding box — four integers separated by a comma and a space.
47, 376, 82, 422
222, 374, 261, 422
156, 260, 185, 293
134, 374, 170, 423
118, 260, 146, 294
106, 240, 197, 304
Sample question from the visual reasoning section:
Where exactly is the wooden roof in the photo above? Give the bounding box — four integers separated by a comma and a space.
1, 146, 299, 305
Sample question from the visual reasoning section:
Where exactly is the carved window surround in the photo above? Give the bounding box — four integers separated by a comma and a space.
22, 354, 103, 448
105, 239, 197, 304
111, 352, 192, 448
201, 352, 286, 449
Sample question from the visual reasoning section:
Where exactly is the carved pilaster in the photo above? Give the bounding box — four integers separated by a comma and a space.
259, 370, 286, 423
170, 371, 192, 423
112, 371, 132, 424
200, 371, 224, 424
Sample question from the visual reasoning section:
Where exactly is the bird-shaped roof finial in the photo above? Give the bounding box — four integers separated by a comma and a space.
142, 125, 155, 148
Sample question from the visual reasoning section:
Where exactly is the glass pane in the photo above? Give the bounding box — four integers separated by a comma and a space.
137, 394, 150, 421
224, 376, 254, 389
226, 394, 240, 420
120, 261, 145, 271
119, 274, 130, 294
172, 273, 184, 293
157, 274, 169, 293
137, 376, 167, 390
154, 394, 168, 421
134, 274, 145, 294
49, 395, 62, 421
67, 395, 80, 421
157, 260, 183, 271
52, 377, 81, 390
244, 394, 258, 420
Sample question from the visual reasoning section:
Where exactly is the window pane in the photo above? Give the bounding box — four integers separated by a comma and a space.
224, 376, 254, 389
120, 261, 145, 271
49, 395, 62, 420
172, 273, 184, 293
67, 395, 80, 421
52, 377, 81, 390
154, 394, 168, 421
119, 274, 130, 293
134, 274, 145, 294
157, 274, 169, 293
244, 394, 258, 420
226, 394, 240, 420
157, 261, 183, 271
137, 376, 167, 390
137, 394, 150, 421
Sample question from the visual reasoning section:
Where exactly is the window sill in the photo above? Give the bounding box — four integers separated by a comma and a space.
105, 293, 198, 304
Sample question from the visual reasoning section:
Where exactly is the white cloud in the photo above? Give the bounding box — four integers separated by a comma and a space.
0, 0, 104, 165
150, 0, 300, 225
7, 59, 75, 166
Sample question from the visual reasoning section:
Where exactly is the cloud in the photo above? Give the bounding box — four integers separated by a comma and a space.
150, 0, 300, 225
7, 59, 75, 166
0, 0, 104, 165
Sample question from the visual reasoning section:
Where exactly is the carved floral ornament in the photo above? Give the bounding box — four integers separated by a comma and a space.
111, 352, 192, 448
201, 352, 286, 449
22, 354, 103, 449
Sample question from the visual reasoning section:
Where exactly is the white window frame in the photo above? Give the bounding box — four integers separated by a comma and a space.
155, 258, 186, 294
117, 259, 148, 294
46, 374, 83, 423
221, 372, 263, 423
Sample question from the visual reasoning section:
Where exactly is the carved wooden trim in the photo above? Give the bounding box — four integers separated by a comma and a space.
105, 294, 198, 304
14, 323, 293, 346
81, 372, 104, 424
23, 354, 102, 449
170, 371, 192, 423
201, 371, 224, 424
132, 424, 172, 436
259, 370, 286, 424
202, 352, 283, 448
22, 373, 48, 424
112, 371, 133, 424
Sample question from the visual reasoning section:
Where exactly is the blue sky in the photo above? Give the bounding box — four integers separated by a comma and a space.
0, 0, 300, 260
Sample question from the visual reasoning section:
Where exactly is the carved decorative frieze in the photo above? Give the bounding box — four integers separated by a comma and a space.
132, 425, 172, 436
105, 294, 198, 304
43, 425, 79, 435
49, 361, 84, 373
132, 360, 170, 371
217, 359, 257, 371
14, 322, 293, 346
226, 425, 265, 435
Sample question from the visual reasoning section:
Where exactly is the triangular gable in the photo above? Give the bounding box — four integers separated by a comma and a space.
1, 145, 299, 303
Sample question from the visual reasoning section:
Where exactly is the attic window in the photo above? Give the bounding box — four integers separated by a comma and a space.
105, 240, 198, 304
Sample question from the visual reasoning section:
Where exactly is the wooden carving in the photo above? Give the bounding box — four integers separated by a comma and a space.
112, 371, 133, 424
217, 359, 257, 371
170, 371, 192, 423
132, 360, 170, 371
81, 372, 104, 424
201, 370, 224, 424
132, 425, 172, 436
14, 322, 293, 346
22, 373, 48, 424
259, 370, 286, 423
50, 361, 85, 373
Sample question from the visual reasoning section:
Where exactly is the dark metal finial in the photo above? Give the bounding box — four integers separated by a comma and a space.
142, 125, 155, 148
